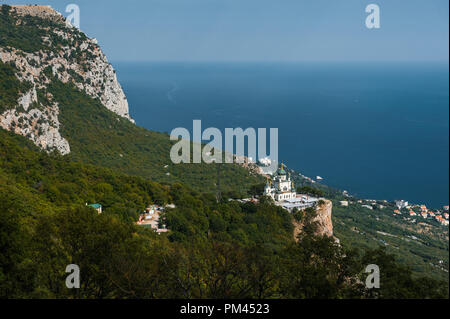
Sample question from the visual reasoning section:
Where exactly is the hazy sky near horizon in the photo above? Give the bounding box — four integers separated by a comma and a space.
8, 0, 450, 62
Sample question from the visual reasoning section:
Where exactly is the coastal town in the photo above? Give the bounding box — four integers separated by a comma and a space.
393, 200, 449, 226
338, 198, 449, 227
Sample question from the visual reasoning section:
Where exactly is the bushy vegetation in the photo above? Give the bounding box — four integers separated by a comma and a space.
46, 77, 262, 195
296, 185, 325, 197
0, 129, 171, 221
0, 60, 32, 113
0, 5, 62, 53
333, 202, 449, 282
1, 129, 448, 298
0, 5, 91, 63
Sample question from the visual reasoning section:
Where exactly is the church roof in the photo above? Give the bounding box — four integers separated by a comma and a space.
277, 163, 287, 175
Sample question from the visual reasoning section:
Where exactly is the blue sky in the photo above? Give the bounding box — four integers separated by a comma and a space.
7, 0, 449, 62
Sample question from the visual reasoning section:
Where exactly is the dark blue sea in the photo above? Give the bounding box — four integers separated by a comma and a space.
114, 62, 449, 208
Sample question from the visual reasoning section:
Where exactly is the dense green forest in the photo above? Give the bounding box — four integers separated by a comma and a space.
0, 129, 448, 298
50, 77, 261, 196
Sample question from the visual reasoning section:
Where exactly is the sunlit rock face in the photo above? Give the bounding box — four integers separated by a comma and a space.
293, 200, 334, 241
0, 5, 134, 155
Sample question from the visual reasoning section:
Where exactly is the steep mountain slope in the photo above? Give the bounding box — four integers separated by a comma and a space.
0, 4, 261, 194
0, 5, 132, 154
0, 128, 171, 220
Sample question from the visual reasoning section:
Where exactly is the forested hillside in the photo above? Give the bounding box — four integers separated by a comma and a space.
1, 129, 448, 298
50, 77, 262, 195
291, 171, 449, 282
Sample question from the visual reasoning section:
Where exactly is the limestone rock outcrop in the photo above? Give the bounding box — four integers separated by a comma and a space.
293, 199, 334, 240
312, 199, 334, 237
0, 5, 134, 155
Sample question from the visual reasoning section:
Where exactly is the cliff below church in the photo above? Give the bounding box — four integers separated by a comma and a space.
293, 199, 335, 241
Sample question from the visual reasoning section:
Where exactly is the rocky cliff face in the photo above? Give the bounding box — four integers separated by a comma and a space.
312, 199, 334, 237
0, 5, 133, 155
293, 199, 334, 240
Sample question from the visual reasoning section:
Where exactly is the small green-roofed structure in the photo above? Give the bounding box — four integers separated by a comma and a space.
87, 203, 102, 214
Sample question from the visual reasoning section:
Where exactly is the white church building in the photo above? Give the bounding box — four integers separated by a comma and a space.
264, 163, 297, 201
264, 163, 318, 211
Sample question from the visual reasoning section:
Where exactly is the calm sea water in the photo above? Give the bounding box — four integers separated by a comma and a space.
114, 62, 449, 208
